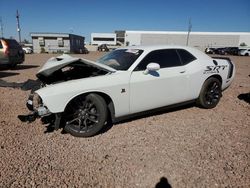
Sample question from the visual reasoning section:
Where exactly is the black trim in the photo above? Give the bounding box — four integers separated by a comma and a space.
212, 57, 234, 79
93, 37, 115, 41
112, 100, 195, 123
54, 113, 62, 130
213, 60, 218, 66
18, 112, 38, 123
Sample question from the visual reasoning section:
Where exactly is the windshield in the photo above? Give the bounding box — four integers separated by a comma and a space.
97, 49, 143, 70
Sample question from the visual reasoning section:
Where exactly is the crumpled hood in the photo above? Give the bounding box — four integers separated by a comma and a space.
37, 54, 116, 77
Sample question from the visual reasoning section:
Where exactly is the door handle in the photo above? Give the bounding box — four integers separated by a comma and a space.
180, 71, 186, 73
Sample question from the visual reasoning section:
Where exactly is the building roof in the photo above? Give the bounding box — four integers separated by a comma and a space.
30, 32, 84, 38
125, 30, 250, 36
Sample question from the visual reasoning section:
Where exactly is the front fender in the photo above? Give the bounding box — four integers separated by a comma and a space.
36, 73, 130, 118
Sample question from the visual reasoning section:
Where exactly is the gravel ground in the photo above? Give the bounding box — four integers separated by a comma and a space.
0, 52, 249, 187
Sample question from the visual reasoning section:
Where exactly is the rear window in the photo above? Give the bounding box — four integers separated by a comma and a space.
5, 39, 20, 48
177, 49, 196, 65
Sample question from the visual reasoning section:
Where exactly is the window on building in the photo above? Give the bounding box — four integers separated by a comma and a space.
38, 37, 45, 46
57, 38, 64, 47
135, 49, 182, 71
93, 37, 115, 41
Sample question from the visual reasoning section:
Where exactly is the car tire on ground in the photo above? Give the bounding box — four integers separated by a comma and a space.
9, 63, 17, 68
64, 93, 108, 137
197, 77, 222, 109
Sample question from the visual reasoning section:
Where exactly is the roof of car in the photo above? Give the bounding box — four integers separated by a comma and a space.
119, 45, 211, 60
123, 45, 191, 50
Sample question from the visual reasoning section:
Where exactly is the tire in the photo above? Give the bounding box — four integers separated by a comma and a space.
64, 94, 108, 137
197, 77, 222, 109
9, 63, 17, 69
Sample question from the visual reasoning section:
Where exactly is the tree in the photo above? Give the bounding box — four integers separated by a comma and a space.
22, 39, 30, 44
240, 42, 247, 47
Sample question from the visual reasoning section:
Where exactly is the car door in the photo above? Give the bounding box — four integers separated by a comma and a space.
129, 49, 189, 114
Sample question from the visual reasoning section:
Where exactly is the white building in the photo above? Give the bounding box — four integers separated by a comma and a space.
124, 31, 250, 50
91, 33, 117, 45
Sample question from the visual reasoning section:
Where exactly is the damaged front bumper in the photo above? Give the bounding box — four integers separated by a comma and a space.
18, 106, 50, 122
18, 93, 62, 130
18, 93, 51, 122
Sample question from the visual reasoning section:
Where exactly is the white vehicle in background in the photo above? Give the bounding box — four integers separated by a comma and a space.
238, 48, 250, 56
22, 47, 33, 54
204, 47, 215, 54
18, 45, 235, 137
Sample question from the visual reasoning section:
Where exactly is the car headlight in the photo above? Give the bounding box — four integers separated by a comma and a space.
26, 93, 42, 111
33, 93, 42, 109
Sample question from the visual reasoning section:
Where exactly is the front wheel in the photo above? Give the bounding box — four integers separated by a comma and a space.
64, 94, 107, 137
197, 77, 222, 109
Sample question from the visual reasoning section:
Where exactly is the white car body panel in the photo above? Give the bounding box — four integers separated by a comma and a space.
37, 54, 116, 77
130, 66, 188, 113
34, 45, 235, 119
22, 47, 33, 54
36, 71, 131, 117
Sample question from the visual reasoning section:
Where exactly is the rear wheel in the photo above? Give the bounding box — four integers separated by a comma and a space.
197, 77, 222, 109
64, 94, 107, 137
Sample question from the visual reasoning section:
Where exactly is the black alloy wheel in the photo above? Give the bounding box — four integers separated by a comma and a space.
64, 94, 107, 137
197, 77, 222, 109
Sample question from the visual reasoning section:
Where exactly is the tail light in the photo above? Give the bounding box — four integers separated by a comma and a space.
1, 40, 9, 56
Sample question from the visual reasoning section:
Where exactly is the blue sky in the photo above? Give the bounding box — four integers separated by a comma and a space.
0, 0, 249, 42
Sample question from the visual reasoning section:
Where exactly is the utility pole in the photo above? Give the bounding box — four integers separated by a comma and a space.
16, 10, 21, 43
0, 17, 3, 38
186, 18, 192, 46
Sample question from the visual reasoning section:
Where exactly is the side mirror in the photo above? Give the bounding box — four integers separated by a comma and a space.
144, 63, 160, 74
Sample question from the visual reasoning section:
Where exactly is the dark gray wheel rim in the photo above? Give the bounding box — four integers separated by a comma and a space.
205, 81, 221, 105
66, 98, 100, 133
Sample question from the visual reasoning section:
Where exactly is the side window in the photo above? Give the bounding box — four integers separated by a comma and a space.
57, 38, 64, 47
177, 49, 196, 65
0, 41, 2, 49
38, 37, 45, 46
135, 49, 182, 71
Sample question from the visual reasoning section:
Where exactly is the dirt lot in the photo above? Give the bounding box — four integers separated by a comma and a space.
0, 52, 249, 187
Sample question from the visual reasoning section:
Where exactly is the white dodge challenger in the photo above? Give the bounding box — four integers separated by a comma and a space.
18, 45, 235, 137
